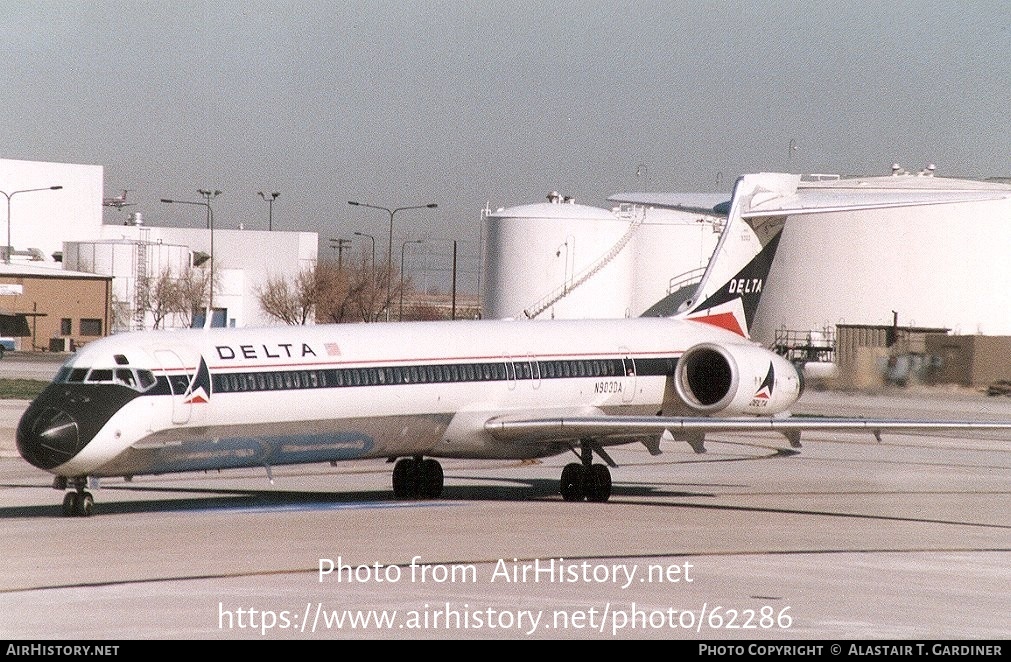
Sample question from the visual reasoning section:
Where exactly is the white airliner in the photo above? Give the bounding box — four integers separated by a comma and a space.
18, 174, 1011, 516
102, 189, 134, 210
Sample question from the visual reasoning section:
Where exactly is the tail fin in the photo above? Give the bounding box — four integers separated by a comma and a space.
672, 173, 798, 338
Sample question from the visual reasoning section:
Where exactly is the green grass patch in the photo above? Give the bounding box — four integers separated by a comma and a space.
0, 379, 49, 400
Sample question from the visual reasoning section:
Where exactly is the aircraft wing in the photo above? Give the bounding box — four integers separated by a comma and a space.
484, 413, 1011, 451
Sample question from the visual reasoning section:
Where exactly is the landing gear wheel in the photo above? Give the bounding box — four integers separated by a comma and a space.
76, 492, 95, 517
585, 464, 612, 502
560, 463, 585, 502
419, 459, 444, 499
61, 491, 95, 517
62, 492, 79, 517
392, 458, 445, 499
392, 458, 418, 499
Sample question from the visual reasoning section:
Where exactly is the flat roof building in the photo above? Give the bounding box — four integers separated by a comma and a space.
0, 263, 112, 352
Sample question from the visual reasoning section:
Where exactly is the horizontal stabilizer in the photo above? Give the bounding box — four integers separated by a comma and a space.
742, 188, 1010, 218
607, 192, 731, 216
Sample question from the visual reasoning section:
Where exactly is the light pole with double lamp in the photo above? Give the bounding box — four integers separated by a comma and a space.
257, 191, 279, 230
347, 201, 437, 321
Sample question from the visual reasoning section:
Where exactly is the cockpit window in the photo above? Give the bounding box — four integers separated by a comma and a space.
115, 369, 136, 388
86, 369, 113, 382
58, 366, 157, 393
137, 370, 156, 390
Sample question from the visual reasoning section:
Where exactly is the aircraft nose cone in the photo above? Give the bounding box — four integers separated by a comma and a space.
17, 405, 82, 470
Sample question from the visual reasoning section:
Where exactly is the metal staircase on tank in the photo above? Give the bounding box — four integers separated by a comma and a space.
133, 228, 150, 330
523, 205, 644, 319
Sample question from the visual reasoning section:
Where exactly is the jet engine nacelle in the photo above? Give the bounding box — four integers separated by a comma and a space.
674, 342, 803, 416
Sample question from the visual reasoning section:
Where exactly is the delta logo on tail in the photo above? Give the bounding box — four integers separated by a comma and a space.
183, 357, 212, 404
749, 363, 775, 407
683, 232, 782, 338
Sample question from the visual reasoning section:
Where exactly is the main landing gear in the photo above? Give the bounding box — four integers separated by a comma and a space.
560, 441, 613, 502
391, 456, 444, 499
56, 476, 94, 517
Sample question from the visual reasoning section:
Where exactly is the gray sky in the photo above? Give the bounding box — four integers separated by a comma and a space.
3, 1, 1009, 291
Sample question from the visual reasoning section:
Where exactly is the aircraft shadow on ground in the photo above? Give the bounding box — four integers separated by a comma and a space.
2, 477, 982, 530
0, 442, 801, 518
0, 474, 721, 518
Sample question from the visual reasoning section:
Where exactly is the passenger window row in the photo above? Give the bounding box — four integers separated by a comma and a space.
211, 358, 636, 394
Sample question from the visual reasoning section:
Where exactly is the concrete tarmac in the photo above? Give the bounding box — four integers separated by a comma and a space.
0, 386, 1008, 640
0, 351, 65, 382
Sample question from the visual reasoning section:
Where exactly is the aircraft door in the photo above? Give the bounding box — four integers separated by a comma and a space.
620, 349, 636, 403
503, 355, 517, 391
527, 355, 541, 390
154, 350, 193, 424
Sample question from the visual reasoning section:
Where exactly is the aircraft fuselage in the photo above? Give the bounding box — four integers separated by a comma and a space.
16, 317, 801, 479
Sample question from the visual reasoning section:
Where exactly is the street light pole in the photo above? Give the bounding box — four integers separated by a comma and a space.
422, 239, 459, 320
348, 200, 437, 321
258, 191, 280, 231
1, 186, 63, 264
353, 231, 376, 271
161, 189, 221, 325
399, 239, 423, 321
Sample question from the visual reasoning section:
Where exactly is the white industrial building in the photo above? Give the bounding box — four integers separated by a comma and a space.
66, 224, 317, 331
1, 158, 318, 333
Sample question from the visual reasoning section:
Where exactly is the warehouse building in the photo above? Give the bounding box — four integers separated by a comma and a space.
0, 263, 111, 352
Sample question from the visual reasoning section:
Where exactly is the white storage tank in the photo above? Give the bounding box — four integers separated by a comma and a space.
628, 207, 723, 316
482, 193, 636, 320
752, 174, 1011, 344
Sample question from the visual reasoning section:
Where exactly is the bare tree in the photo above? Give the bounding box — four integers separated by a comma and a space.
257, 266, 318, 325
356, 257, 410, 323
174, 265, 212, 328
257, 253, 411, 326
145, 268, 176, 329
314, 259, 360, 324
143, 265, 212, 329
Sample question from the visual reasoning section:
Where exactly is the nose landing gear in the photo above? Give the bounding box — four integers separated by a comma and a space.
56, 476, 95, 517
